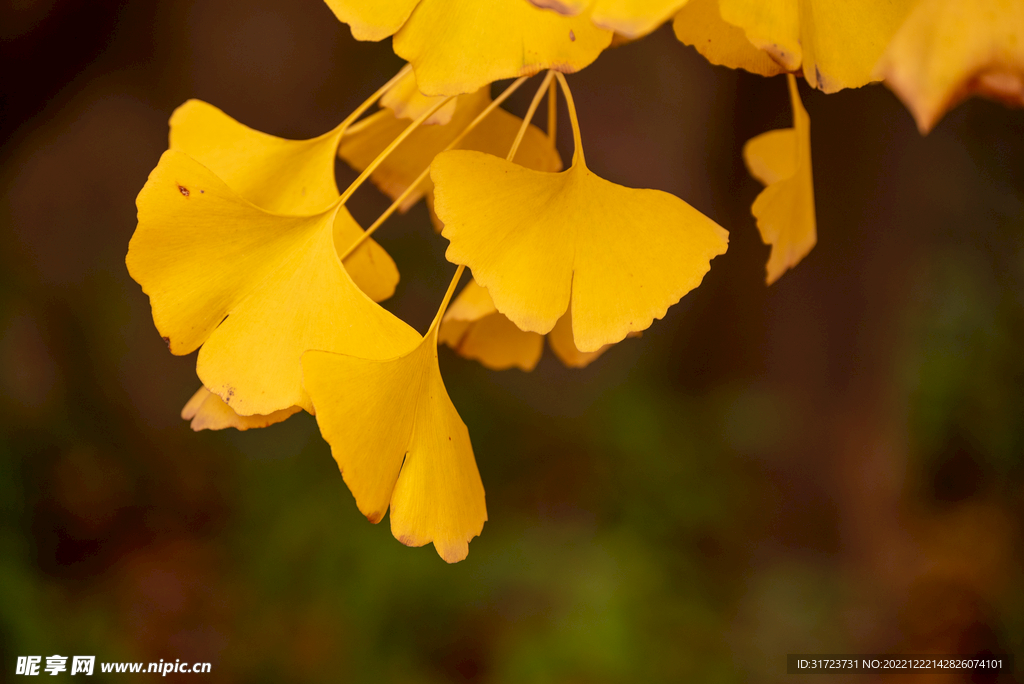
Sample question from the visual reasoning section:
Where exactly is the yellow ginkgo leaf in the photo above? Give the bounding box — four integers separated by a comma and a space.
303, 325, 486, 563
434, 150, 727, 351
875, 0, 1024, 134
530, 0, 690, 38
672, 0, 786, 77
439, 279, 544, 371
339, 86, 562, 213
324, 0, 420, 41
432, 75, 727, 353
128, 151, 419, 416
169, 99, 345, 215
706, 0, 914, 92
181, 386, 301, 432
743, 74, 816, 284
379, 66, 458, 126
394, 0, 612, 96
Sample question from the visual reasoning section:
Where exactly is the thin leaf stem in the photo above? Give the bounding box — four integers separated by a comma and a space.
507, 71, 554, 162
554, 72, 585, 167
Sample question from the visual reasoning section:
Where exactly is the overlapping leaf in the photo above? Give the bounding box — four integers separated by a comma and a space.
128, 151, 418, 416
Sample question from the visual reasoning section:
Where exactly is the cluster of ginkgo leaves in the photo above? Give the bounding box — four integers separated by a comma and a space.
127, 0, 1024, 562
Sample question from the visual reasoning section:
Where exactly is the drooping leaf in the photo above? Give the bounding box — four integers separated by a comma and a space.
743, 74, 816, 284
304, 328, 487, 563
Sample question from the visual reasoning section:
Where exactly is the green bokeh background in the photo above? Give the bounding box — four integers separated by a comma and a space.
1, 1, 1022, 681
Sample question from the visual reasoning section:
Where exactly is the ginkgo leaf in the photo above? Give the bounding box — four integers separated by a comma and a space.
303, 327, 486, 563
169, 99, 344, 215
875, 0, 1024, 134
339, 86, 562, 213
689, 0, 915, 92
394, 0, 613, 96
432, 120, 728, 352
128, 151, 419, 415
379, 66, 458, 126
743, 74, 816, 284
672, 0, 786, 77
530, 0, 690, 38
439, 279, 544, 371
181, 386, 301, 432
324, 0, 420, 41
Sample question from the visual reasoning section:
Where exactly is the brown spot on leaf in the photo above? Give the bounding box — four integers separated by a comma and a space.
569, 30, 576, 42
366, 511, 383, 524
162, 336, 171, 348
178, 184, 190, 197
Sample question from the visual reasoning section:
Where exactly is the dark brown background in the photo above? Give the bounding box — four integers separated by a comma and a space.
1, 0, 1022, 681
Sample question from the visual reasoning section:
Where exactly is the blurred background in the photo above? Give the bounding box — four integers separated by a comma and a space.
1, 0, 1022, 681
